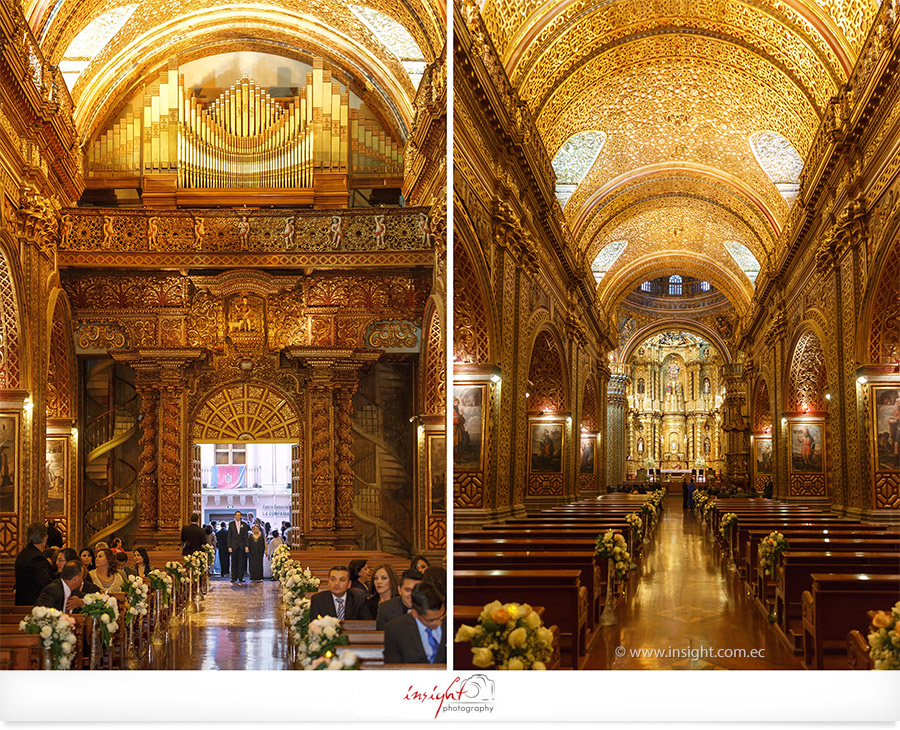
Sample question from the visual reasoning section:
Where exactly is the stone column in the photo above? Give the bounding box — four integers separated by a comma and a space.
157, 378, 184, 536
722, 364, 751, 483
332, 370, 359, 540
134, 375, 160, 532
606, 374, 628, 486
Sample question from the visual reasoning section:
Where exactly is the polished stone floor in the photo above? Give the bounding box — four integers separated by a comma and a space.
584, 498, 802, 670
146, 578, 289, 670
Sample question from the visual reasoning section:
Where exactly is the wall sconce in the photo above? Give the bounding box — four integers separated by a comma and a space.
490, 374, 501, 384
824, 393, 831, 401
525, 392, 531, 398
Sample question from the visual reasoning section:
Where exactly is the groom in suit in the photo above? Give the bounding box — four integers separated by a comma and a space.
35, 561, 85, 613
309, 566, 371, 620
228, 510, 250, 583
383, 582, 446, 664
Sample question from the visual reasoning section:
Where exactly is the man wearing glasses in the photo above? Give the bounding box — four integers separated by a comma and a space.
383, 582, 446, 664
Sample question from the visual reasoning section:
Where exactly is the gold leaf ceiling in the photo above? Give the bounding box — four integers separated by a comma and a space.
25, 0, 445, 143
479, 0, 879, 311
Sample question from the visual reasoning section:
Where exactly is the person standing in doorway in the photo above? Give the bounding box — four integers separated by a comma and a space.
228, 510, 250, 584
216, 521, 230, 577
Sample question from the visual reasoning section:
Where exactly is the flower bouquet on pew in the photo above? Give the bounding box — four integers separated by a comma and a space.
121, 573, 149, 626
164, 560, 188, 589
184, 551, 206, 578
454, 600, 553, 670
271, 544, 292, 582
595, 530, 632, 580
285, 597, 312, 645
82, 593, 119, 648
147, 569, 174, 606
282, 562, 320, 600
309, 650, 360, 670
202, 543, 216, 572
868, 601, 900, 670
757, 532, 789, 577
19, 606, 77, 669
718, 512, 738, 538
694, 492, 708, 519
296, 615, 358, 670
625, 512, 643, 546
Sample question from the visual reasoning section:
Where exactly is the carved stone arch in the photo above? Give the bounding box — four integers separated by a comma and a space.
0, 233, 24, 389
46, 290, 76, 419
752, 377, 772, 433
453, 233, 496, 365
422, 294, 445, 415
621, 318, 733, 364
525, 325, 569, 413
190, 381, 302, 441
860, 235, 899, 364
785, 328, 828, 412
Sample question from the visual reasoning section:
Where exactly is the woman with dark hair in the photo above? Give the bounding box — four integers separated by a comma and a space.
365, 564, 399, 617
410, 555, 430, 574
129, 547, 151, 580
79, 547, 95, 571
422, 565, 446, 600
109, 536, 126, 556
247, 524, 266, 581
348, 558, 372, 594
90, 547, 124, 593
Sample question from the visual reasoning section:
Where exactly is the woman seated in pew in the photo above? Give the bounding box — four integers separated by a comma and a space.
366, 564, 399, 618
52, 548, 80, 580
349, 559, 372, 595
89, 547, 124, 594
410, 555, 430, 574
127, 547, 152, 580
79, 547, 95, 572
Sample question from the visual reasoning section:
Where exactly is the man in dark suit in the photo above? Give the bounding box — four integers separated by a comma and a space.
376, 569, 422, 630
14, 523, 53, 605
216, 521, 230, 576
45, 519, 63, 549
181, 512, 207, 556
35, 561, 84, 613
309, 566, 371, 620
228, 510, 250, 583
383, 582, 446, 664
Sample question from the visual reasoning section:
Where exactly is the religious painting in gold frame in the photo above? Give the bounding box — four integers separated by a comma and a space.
427, 433, 446, 514
530, 422, 564, 474
45, 436, 68, 516
579, 434, 595, 475
453, 385, 484, 471
789, 422, 824, 474
755, 437, 773, 475
872, 387, 900, 472
0, 412, 18, 514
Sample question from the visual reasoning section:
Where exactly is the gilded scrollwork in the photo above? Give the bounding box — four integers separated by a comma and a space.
367, 322, 418, 349
75, 322, 128, 350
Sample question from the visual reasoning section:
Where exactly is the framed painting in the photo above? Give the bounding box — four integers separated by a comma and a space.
579, 435, 595, 475
453, 385, 484, 471
873, 387, 900, 472
46, 436, 68, 516
530, 422, 564, 474
755, 437, 773, 475
0, 412, 18, 513
790, 422, 824, 473
428, 434, 446, 513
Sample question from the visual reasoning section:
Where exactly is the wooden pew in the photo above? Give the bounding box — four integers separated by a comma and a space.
0, 634, 42, 669
454, 569, 587, 669
846, 630, 872, 670
774, 552, 900, 652
801, 573, 900, 670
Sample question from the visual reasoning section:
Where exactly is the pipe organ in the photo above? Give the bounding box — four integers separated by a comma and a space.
86, 57, 404, 190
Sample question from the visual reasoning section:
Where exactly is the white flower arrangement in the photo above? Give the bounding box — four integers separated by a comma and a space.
147, 569, 174, 605
19, 607, 77, 669
282, 562, 321, 600
454, 601, 553, 670
82, 593, 120, 647
121, 573, 149, 626
164, 560, 187, 587
309, 649, 360, 670
625, 512, 643, 546
285, 597, 312, 645
184, 551, 206, 577
868, 601, 900, 670
297, 615, 352, 669
719, 512, 739, 537
271, 544, 293, 582
758, 532, 789, 577
594, 529, 632, 579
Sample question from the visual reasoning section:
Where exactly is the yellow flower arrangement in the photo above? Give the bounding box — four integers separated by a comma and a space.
455, 600, 554, 670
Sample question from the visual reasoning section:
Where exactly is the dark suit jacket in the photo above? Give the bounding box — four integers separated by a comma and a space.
216, 527, 229, 552
383, 613, 446, 664
181, 523, 207, 556
14, 544, 53, 605
309, 589, 371, 621
35, 579, 84, 612
375, 595, 409, 630
227, 521, 249, 552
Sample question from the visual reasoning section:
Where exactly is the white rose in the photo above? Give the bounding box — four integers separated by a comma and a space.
323, 625, 336, 639
341, 651, 358, 667
61, 641, 73, 654
100, 613, 110, 624
34, 607, 47, 619
40, 626, 52, 638
18, 620, 26, 631
84, 595, 94, 605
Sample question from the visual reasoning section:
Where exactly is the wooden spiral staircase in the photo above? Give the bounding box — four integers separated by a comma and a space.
350, 366, 414, 556
83, 360, 140, 546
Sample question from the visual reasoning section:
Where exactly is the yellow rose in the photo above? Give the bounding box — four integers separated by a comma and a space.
525, 611, 541, 629
472, 647, 494, 668
480, 600, 502, 622
532, 661, 547, 670
508, 627, 527, 648
492, 608, 510, 625
455, 624, 476, 642
872, 611, 893, 629
507, 657, 524, 670
537, 627, 553, 645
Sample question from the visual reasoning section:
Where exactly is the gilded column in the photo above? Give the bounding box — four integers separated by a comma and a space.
722, 363, 750, 483
606, 374, 628, 486
306, 369, 336, 546
333, 372, 358, 542
156, 372, 185, 538
136, 381, 159, 530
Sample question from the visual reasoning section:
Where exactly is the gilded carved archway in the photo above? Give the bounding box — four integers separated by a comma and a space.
526, 329, 568, 412
753, 378, 771, 433
786, 330, 827, 412
865, 237, 900, 364
0, 246, 22, 389
190, 382, 302, 442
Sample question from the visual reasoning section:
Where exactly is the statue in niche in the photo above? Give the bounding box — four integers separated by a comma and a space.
228, 293, 263, 333
637, 437, 644, 454
703, 377, 711, 396
637, 378, 645, 395
667, 362, 680, 381
704, 438, 711, 456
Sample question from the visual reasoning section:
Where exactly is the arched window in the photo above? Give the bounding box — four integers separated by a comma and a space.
551, 131, 606, 209
699, 281, 710, 292
668, 275, 682, 295
640, 281, 651, 292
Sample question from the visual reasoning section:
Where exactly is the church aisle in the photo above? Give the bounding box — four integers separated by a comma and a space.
147, 579, 289, 670
584, 497, 802, 670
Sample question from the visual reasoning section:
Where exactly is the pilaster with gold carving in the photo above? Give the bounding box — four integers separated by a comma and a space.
596, 363, 610, 492
305, 370, 335, 547
156, 366, 188, 542
721, 364, 750, 482
332, 372, 358, 538
134, 377, 159, 531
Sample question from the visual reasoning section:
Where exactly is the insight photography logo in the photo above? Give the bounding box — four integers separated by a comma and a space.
401, 674, 496, 718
